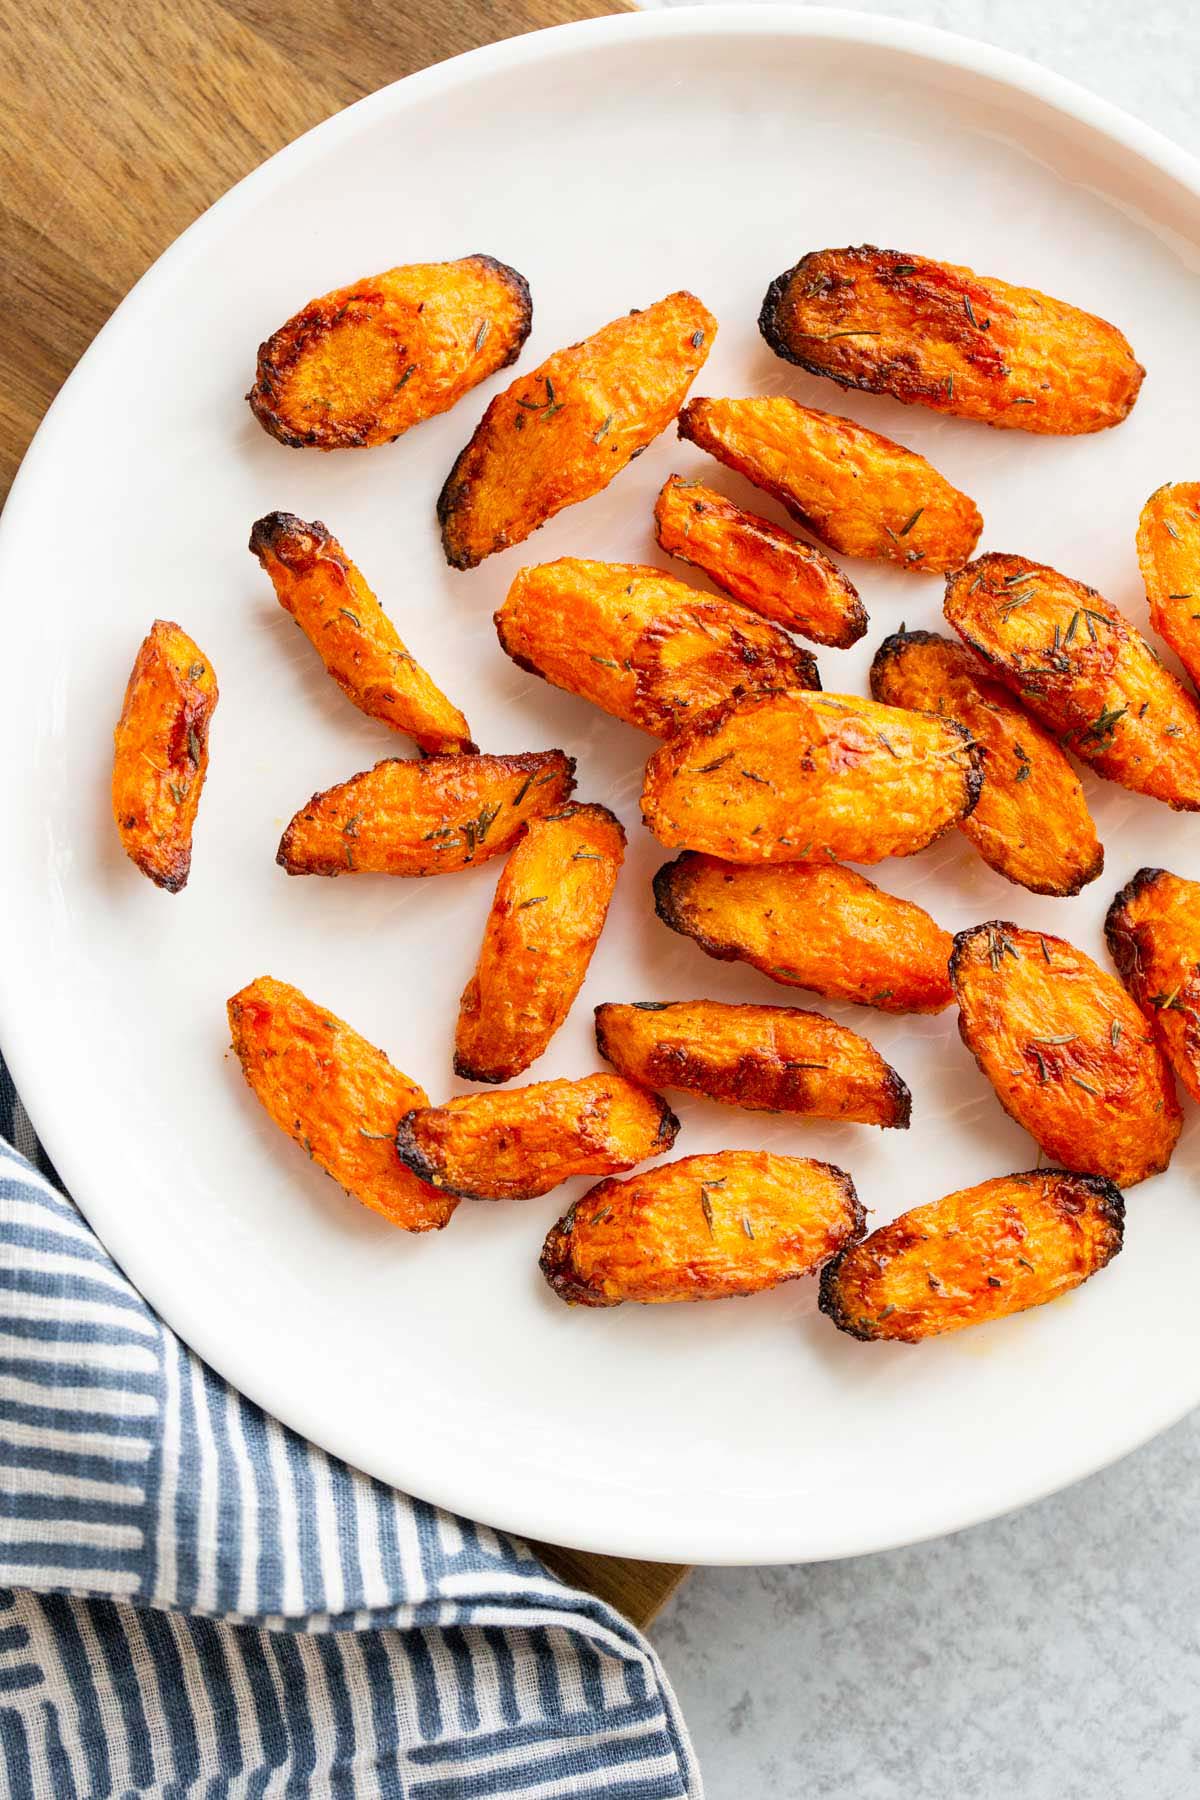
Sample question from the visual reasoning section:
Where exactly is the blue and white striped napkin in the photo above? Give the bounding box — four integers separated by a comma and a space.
0, 1057, 700, 1797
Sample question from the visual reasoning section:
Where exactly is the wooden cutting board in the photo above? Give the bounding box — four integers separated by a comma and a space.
0, 0, 688, 1628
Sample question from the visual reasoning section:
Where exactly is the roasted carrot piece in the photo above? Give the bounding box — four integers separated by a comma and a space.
1106, 866, 1200, 1105
819, 1170, 1124, 1342
455, 803, 626, 1084
641, 688, 981, 865
653, 474, 867, 649
950, 921, 1181, 1188
540, 1150, 863, 1307
395, 1074, 679, 1201
277, 750, 574, 877
652, 853, 953, 1015
945, 552, 1200, 811
227, 976, 456, 1232
438, 291, 715, 568
112, 619, 218, 893
495, 558, 819, 736
594, 999, 911, 1127
249, 512, 474, 754
248, 254, 531, 449
1136, 483, 1200, 691
870, 628, 1103, 895
678, 395, 982, 574
759, 246, 1143, 434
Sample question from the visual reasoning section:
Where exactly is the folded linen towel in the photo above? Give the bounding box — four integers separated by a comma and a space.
0, 1057, 700, 1797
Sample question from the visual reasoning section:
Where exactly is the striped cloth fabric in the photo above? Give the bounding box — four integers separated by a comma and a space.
0, 1057, 700, 1797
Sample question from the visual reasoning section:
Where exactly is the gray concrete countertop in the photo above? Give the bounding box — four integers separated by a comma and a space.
655, 1415, 1200, 1797
645, 3, 1200, 1794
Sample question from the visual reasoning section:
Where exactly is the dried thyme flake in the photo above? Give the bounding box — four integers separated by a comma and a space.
1077, 704, 1127, 750
462, 802, 502, 856
516, 375, 562, 418
986, 925, 1019, 970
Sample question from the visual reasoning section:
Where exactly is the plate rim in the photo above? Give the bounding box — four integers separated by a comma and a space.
4, 3, 1200, 1565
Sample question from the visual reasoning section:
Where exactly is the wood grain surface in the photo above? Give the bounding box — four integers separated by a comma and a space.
0, 0, 689, 1629
0, 0, 630, 503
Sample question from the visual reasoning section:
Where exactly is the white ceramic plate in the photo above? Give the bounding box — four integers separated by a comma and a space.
4, 7, 1200, 1564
